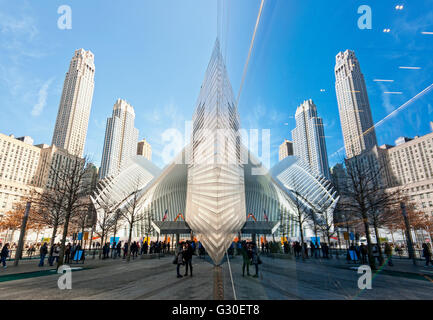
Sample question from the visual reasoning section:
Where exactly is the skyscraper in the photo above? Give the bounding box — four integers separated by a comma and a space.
99, 99, 139, 179
292, 99, 330, 179
335, 50, 377, 159
52, 49, 95, 157
137, 138, 152, 161
279, 139, 293, 161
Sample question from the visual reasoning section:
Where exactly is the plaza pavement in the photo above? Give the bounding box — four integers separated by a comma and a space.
0, 254, 432, 300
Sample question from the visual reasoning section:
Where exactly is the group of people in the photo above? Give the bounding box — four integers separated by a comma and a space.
100, 240, 171, 260
239, 241, 260, 277
174, 241, 195, 278
289, 241, 331, 259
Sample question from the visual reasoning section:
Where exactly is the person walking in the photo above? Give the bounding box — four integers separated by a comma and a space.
0, 243, 9, 269
39, 242, 48, 267
384, 242, 394, 266
50, 244, 60, 266
422, 243, 432, 266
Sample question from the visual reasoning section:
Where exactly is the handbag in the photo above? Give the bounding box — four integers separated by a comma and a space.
172, 256, 177, 264
258, 256, 262, 264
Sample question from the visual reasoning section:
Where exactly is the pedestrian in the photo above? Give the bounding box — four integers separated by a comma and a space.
175, 243, 185, 278
360, 243, 367, 264
240, 241, 251, 276
384, 242, 393, 266
372, 244, 381, 265
115, 241, 121, 259
111, 241, 116, 258
0, 243, 10, 269
422, 243, 432, 266
123, 242, 128, 259
322, 243, 329, 259
250, 243, 260, 278
310, 242, 315, 258
39, 242, 48, 267
183, 242, 193, 276
65, 244, 71, 264
52, 243, 60, 265
314, 243, 320, 258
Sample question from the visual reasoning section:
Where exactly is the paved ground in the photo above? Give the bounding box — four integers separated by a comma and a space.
0, 254, 432, 300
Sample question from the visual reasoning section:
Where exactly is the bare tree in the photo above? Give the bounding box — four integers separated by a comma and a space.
31, 188, 67, 253
91, 194, 120, 258
46, 155, 91, 268
120, 178, 145, 262
143, 207, 155, 245
340, 153, 399, 270
289, 188, 309, 260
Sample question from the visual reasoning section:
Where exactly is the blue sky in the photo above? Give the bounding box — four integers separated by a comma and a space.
0, 0, 433, 169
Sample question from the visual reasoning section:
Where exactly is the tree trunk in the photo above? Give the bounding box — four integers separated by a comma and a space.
49, 223, 58, 258
373, 222, 384, 265
126, 224, 133, 262
299, 221, 306, 260
362, 214, 376, 270
89, 226, 94, 250
99, 231, 105, 259
57, 213, 71, 269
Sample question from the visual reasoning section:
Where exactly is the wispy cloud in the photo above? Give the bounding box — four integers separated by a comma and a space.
377, 82, 395, 113
32, 78, 54, 116
0, 11, 38, 40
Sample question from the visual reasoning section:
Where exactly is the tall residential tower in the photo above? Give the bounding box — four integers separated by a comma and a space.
99, 99, 139, 179
52, 49, 95, 157
335, 50, 377, 158
292, 99, 330, 179
279, 139, 293, 161
137, 138, 152, 161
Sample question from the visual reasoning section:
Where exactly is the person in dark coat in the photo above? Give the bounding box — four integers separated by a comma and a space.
0, 243, 10, 268
250, 243, 259, 278
123, 242, 128, 259
240, 241, 251, 276
360, 243, 368, 264
183, 242, 193, 276
422, 243, 432, 266
39, 242, 48, 267
115, 241, 122, 259
65, 243, 71, 263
